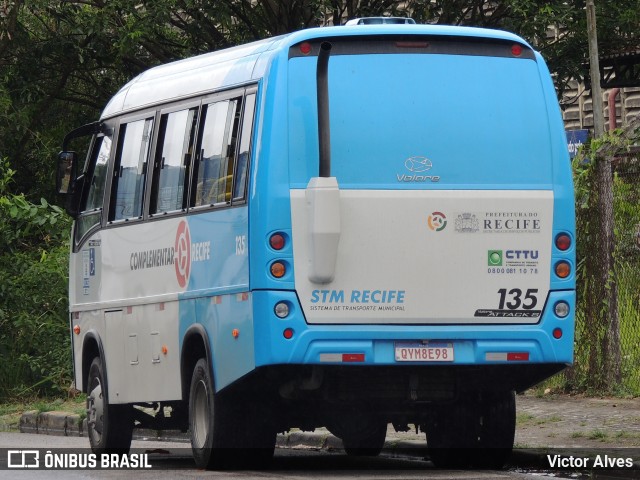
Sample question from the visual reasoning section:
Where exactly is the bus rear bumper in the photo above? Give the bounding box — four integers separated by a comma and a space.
253, 290, 575, 368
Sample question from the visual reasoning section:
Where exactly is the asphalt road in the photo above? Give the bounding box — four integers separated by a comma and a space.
0, 432, 558, 480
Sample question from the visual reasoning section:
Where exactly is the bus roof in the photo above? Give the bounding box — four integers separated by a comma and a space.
100, 24, 532, 120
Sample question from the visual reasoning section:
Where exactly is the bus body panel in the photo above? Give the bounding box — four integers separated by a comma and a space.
291, 189, 554, 325
71, 208, 250, 401
253, 290, 575, 368
71, 210, 248, 309
100, 37, 282, 120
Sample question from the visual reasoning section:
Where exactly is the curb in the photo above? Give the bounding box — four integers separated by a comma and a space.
19, 410, 84, 437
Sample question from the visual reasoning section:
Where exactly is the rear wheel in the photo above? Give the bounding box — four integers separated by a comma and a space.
342, 422, 387, 457
86, 356, 133, 454
189, 358, 276, 469
189, 358, 225, 469
328, 411, 387, 457
426, 391, 515, 469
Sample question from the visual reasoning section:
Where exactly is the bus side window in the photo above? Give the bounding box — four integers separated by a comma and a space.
224, 99, 242, 202
109, 117, 154, 222
233, 93, 255, 202
192, 98, 241, 207
75, 133, 111, 244
150, 108, 198, 215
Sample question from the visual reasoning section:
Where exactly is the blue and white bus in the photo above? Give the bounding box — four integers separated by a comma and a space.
57, 20, 575, 469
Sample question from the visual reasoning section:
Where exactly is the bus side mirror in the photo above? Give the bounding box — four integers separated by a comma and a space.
57, 151, 83, 219
57, 151, 77, 194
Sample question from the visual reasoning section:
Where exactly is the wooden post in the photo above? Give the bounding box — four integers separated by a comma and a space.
586, 0, 604, 137
586, 0, 620, 385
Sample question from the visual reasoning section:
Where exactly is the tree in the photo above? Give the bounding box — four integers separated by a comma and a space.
1, 1, 638, 201
0, 158, 70, 399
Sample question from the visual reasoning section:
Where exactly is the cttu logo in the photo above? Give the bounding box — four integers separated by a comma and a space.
488, 250, 503, 266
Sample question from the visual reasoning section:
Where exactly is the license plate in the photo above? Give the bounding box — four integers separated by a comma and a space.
394, 342, 454, 362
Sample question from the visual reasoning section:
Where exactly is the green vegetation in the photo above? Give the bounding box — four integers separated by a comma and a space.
516, 412, 536, 425
516, 413, 563, 427
0, 395, 86, 432
587, 429, 608, 441
0, 160, 71, 400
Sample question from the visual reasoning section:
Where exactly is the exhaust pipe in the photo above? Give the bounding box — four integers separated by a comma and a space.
306, 40, 341, 284
317, 41, 332, 177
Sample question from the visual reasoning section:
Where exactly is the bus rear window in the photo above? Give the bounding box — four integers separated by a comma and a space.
288, 38, 551, 189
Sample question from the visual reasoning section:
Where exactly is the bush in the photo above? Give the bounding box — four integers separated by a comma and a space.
0, 159, 72, 399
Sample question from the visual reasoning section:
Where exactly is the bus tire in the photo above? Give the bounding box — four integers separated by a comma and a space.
189, 358, 221, 469
475, 390, 516, 468
342, 422, 387, 457
426, 401, 476, 468
426, 391, 515, 469
86, 356, 133, 454
189, 358, 276, 469
233, 400, 277, 468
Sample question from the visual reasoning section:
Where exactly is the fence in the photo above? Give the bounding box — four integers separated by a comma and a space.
561, 118, 640, 395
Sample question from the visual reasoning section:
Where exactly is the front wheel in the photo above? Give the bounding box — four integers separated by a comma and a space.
86, 356, 133, 454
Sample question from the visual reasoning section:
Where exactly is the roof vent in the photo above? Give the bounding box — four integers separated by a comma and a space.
345, 17, 416, 26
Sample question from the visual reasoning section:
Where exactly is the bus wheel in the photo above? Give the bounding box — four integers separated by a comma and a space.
189, 358, 220, 469
86, 356, 133, 454
342, 421, 387, 457
328, 413, 387, 457
475, 390, 516, 468
233, 400, 277, 468
426, 391, 515, 469
189, 358, 275, 469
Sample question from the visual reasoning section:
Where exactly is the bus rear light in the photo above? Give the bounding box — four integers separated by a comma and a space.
270, 261, 286, 278
396, 41, 428, 48
299, 42, 312, 55
553, 328, 563, 339
486, 352, 529, 361
555, 261, 571, 278
283, 328, 294, 339
342, 353, 365, 362
555, 233, 572, 251
73, 325, 81, 335
511, 44, 523, 56
274, 302, 289, 318
320, 353, 365, 363
232, 329, 240, 339
507, 352, 529, 361
554, 301, 570, 318
269, 233, 285, 250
